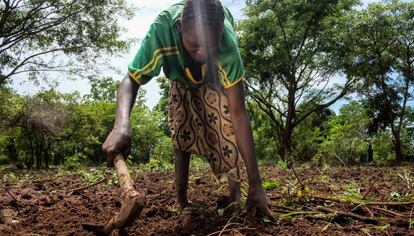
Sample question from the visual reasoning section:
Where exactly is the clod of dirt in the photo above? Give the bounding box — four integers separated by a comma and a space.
57, 194, 64, 200
21, 192, 32, 200
0, 225, 13, 234
9, 199, 18, 208
1, 209, 18, 225
34, 183, 45, 191
390, 217, 409, 229
40, 196, 56, 207
146, 208, 158, 218
216, 195, 231, 209
19, 188, 36, 200
194, 178, 202, 185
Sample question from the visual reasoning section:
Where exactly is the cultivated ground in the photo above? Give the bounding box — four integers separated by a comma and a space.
1, 163, 414, 235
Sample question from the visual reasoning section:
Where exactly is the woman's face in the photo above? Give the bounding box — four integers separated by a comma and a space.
181, 27, 222, 64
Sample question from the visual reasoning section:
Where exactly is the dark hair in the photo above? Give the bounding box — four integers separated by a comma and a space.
181, 0, 225, 33
182, 0, 225, 87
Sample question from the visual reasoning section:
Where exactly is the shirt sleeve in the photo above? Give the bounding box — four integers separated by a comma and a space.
217, 53, 245, 89
128, 19, 179, 85
218, 13, 245, 89
224, 7, 236, 29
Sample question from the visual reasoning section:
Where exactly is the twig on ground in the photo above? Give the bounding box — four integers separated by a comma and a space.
32, 178, 54, 183
332, 153, 347, 167
362, 182, 375, 200
208, 227, 256, 236
304, 165, 322, 187
364, 205, 374, 218
278, 211, 321, 218
312, 195, 414, 206
218, 223, 245, 236
273, 205, 300, 212
316, 206, 378, 224
370, 206, 406, 218
357, 200, 414, 206
206, 215, 253, 236
68, 177, 108, 195
6, 189, 18, 203
290, 162, 305, 190
4, 188, 19, 214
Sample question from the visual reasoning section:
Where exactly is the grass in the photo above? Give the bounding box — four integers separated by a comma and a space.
397, 168, 414, 190
262, 180, 281, 190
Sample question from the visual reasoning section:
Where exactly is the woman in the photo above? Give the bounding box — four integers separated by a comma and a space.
102, 0, 272, 217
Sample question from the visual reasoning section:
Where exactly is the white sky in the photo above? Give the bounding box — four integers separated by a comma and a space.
12, 0, 400, 110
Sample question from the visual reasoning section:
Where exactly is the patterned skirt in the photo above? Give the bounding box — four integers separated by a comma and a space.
168, 81, 242, 181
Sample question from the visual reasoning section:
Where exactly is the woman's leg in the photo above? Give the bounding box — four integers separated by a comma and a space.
174, 149, 191, 208
229, 179, 241, 205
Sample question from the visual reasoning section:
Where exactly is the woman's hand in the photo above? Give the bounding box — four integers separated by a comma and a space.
102, 126, 131, 166
247, 186, 273, 219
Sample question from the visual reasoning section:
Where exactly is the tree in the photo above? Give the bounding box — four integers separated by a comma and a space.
0, 0, 133, 84
320, 101, 371, 163
130, 107, 165, 164
83, 76, 120, 103
353, 1, 414, 162
239, 0, 358, 161
292, 105, 334, 161
153, 76, 171, 136
7, 90, 71, 168
247, 100, 279, 161
0, 85, 23, 165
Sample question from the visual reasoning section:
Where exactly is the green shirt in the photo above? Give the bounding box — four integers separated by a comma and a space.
128, 1, 244, 89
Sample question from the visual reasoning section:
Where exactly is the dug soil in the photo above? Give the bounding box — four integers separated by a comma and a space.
1, 165, 414, 235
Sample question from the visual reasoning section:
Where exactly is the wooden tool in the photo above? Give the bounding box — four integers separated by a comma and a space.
83, 154, 146, 235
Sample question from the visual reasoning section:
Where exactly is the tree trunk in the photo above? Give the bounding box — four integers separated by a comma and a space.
278, 128, 293, 162
278, 144, 287, 162
44, 142, 51, 168
393, 132, 403, 163
36, 136, 44, 169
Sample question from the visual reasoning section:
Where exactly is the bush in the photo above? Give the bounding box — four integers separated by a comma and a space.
64, 153, 87, 171
0, 155, 8, 165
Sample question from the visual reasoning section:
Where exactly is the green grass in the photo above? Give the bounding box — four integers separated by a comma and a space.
262, 180, 281, 190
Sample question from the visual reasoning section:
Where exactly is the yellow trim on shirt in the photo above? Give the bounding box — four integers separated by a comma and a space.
132, 46, 178, 78
131, 51, 180, 83
185, 67, 204, 84
224, 75, 244, 89
128, 71, 141, 85
216, 62, 231, 87
201, 64, 207, 78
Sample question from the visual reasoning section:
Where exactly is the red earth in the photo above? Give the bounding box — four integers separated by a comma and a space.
1, 164, 414, 235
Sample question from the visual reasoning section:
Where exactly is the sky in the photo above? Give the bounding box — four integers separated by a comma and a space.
11, 0, 403, 111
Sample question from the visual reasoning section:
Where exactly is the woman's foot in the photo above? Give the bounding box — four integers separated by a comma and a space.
229, 180, 241, 205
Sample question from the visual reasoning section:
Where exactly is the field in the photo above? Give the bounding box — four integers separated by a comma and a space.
1, 164, 414, 235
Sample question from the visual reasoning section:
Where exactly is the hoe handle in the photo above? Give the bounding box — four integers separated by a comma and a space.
83, 154, 145, 236
102, 154, 146, 234
114, 154, 135, 194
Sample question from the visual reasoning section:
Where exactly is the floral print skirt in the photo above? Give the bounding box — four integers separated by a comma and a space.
168, 81, 242, 182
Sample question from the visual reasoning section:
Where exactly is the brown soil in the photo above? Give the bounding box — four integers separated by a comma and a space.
1, 165, 414, 235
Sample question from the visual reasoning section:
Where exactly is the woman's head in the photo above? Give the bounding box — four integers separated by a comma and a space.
180, 0, 225, 64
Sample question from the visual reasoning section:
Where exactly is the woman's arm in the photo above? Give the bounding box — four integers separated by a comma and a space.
226, 81, 273, 217
102, 74, 140, 166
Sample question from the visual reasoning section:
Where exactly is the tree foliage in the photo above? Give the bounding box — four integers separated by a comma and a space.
352, 0, 414, 162
239, 0, 359, 161
319, 101, 371, 164
0, 80, 172, 168
0, 0, 133, 84
83, 76, 120, 103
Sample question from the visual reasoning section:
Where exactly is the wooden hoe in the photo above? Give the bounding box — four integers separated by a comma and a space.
83, 154, 146, 235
